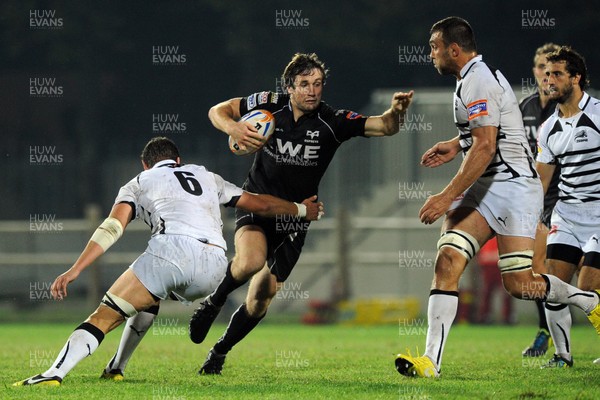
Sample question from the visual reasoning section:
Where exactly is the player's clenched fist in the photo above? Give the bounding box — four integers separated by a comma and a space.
301, 195, 325, 221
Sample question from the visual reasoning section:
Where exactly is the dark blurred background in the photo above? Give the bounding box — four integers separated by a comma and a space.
1, 0, 598, 218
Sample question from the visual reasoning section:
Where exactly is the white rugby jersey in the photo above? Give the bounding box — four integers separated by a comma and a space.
454, 55, 537, 180
115, 160, 243, 249
537, 92, 600, 203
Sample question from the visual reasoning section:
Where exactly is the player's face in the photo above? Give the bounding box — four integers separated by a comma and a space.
545, 61, 578, 104
429, 32, 454, 76
288, 68, 324, 114
532, 54, 551, 95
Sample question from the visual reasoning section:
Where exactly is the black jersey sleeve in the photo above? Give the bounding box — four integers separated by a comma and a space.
328, 107, 368, 142
239, 91, 287, 116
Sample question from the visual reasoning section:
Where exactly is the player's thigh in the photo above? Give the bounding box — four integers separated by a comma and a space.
578, 266, 600, 291
232, 225, 268, 277
443, 207, 494, 242
107, 268, 159, 312
531, 222, 548, 274
496, 235, 534, 255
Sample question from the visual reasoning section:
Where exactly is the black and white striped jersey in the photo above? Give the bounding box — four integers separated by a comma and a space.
453, 55, 537, 181
537, 92, 600, 203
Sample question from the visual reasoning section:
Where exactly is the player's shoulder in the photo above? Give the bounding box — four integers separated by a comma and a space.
320, 101, 365, 122
245, 91, 288, 111
519, 92, 539, 109
583, 93, 600, 117
464, 61, 504, 93
538, 111, 560, 137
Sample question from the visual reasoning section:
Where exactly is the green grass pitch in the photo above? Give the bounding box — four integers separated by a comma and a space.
1, 322, 599, 399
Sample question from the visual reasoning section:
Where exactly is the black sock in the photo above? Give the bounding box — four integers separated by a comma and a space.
213, 304, 265, 355
535, 299, 549, 330
210, 261, 248, 307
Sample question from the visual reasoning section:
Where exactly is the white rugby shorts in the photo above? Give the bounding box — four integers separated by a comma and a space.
129, 235, 227, 305
547, 201, 600, 252
448, 176, 542, 239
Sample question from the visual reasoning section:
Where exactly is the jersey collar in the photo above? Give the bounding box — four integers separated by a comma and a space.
578, 91, 591, 110
153, 159, 178, 169
552, 91, 591, 116
459, 55, 483, 79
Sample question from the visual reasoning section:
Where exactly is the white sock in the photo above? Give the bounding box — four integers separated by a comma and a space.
42, 322, 104, 380
105, 308, 157, 372
545, 302, 572, 360
424, 290, 458, 370
543, 274, 598, 313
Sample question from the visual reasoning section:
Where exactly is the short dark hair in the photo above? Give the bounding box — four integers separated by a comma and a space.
430, 16, 477, 53
281, 53, 328, 90
546, 46, 589, 90
141, 136, 179, 167
533, 42, 560, 65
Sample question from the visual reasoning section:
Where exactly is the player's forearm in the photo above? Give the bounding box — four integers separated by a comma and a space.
442, 141, 495, 199
70, 241, 105, 274
247, 194, 301, 218
380, 108, 403, 136
535, 162, 555, 196
208, 101, 238, 134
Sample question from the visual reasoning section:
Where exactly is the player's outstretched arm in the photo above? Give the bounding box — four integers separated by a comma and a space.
50, 203, 133, 300
208, 97, 266, 152
365, 91, 414, 137
421, 136, 461, 168
235, 192, 324, 221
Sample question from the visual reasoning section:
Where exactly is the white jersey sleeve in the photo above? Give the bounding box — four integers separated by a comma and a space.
114, 175, 142, 219
462, 72, 502, 129
212, 172, 244, 206
536, 118, 556, 164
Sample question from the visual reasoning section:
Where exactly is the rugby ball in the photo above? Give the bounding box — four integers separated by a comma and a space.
228, 109, 275, 156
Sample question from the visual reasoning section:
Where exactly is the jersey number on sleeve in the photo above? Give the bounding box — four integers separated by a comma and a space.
174, 171, 203, 196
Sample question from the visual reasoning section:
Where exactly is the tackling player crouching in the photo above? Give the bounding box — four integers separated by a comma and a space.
13, 136, 323, 386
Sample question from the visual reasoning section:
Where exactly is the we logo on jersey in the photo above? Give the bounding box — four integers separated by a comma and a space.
271, 138, 319, 166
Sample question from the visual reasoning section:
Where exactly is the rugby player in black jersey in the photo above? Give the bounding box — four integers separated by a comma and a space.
519, 43, 560, 358
190, 52, 414, 374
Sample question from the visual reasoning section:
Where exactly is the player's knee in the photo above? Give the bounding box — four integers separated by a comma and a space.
498, 251, 535, 299
232, 254, 265, 277
436, 229, 480, 264
100, 291, 138, 319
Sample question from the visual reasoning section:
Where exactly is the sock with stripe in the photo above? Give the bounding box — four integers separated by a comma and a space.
105, 305, 159, 373
424, 289, 458, 371
545, 302, 572, 361
542, 274, 598, 313
42, 322, 105, 380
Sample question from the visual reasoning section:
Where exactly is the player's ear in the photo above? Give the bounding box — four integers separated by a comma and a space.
449, 43, 460, 58
176, 157, 181, 164
142, 160, 150, 170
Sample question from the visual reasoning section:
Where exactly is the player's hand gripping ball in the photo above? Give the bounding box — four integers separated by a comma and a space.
229, 109, 275, 155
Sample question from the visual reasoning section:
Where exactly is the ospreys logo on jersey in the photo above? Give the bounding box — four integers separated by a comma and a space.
306, 130, 319, 140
